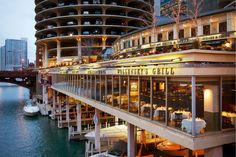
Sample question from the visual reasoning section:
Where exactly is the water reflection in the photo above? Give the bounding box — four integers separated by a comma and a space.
0, 83, 85, 157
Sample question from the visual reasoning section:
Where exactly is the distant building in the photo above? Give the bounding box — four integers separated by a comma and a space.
0, 46, 6, 71
160, 0, 235, 17
4, 39, 28, 71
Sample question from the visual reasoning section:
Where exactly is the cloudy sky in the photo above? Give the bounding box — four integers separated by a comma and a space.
0, 0, 36, 62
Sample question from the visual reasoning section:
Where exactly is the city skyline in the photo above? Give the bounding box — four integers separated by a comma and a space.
0, 0, 35, 62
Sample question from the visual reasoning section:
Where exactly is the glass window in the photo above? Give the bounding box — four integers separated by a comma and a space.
222, 77, 235, 129
87, 75, 91, 98
203, 25, 210, 35
158, 33, 162, 42
152, 77, 166, 123
167, 77, 192, 131
219, 22, 227, 33
106, 76, 112, 106
80, 75, 84, 96
142, 37, 145, 44
179, 29, 184, 39
120, 76, 128, 111
129, 77, 139, 114
196, 77, 220, 133
113, 76, 119, 108
149, 36, 152, 43
191, 27, 196, 37
101, 76, 106, 103
168, 31, 173, 40
91, 75, 96, 99
140, 77, 151, 118
96, 75, 100, 101
76, 75, 80, 95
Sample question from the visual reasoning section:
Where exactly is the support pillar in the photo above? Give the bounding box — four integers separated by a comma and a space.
56, 40, 61, 65
44, 44, 48, 68
42, 85, 48, 108
184, 149, 192, 157
115, 117, 119, 125
66, 96, 70, 126
52, 90, 56, 119
76, 103, 82, 132
102, 36, 107, 50
77, 37, 82, 63
128, 123, 135, 157
94, 108, 101, 151
204, 85, 220, 131
191, 76, 196, 136
205, 146, 223, 157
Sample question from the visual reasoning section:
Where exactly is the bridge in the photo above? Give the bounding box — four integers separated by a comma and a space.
0, 70, 38, 97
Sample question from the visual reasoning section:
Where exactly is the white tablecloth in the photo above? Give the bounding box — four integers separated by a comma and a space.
153, 107, 166, 117
141, 104, 151, 113
181, 118, 206, 134
171, 111, 191, 120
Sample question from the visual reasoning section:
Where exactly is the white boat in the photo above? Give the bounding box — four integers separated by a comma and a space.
34, 95, 52, 116
23, 100, 39, 116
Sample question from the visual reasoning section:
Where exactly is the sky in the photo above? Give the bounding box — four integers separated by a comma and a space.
0, 0, 36, 62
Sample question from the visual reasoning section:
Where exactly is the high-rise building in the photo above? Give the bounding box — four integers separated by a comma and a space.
0, 46, 6, 71
5, 39, 28, 71
35, 0, 155, 68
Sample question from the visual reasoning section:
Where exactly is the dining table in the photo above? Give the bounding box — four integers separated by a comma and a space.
181, 118, 206, 134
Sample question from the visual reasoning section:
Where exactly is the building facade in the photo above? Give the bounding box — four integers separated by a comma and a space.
35, 0, 155, 68
160, 0, 235, 17
0, 46, 6, 71
38, 2, 236, 157
4, 39, 28, 71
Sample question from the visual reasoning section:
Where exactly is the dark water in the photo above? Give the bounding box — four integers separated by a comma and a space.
0, 83, 85, 157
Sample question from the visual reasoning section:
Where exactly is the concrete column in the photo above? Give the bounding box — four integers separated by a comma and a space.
77, 37, 82, 63
94, 108, 101, 151
115, 117, 119, 125
52, 90, 56, 119
210, 22, 218, 34
42, 85, 48, 107
56, 40, 61, 64
184, 27, 191, 38
183, 149, 192, 157
205, 146, 223, 157
44, 44, 48, 68
197, 19, 203, 36
66, 96, 70, 125
127, 123, 135, 157
227, 12, 236, 33
191, 76, 196, 136
204, 85, 220, 131
76, 103, 82, 132
173, 24, 178, 40
102, 37, 107, 50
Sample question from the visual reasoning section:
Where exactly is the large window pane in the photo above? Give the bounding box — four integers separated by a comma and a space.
120, 76, 128, 111
167, 77, 192, 131
222, 77, 236, 129
80, 75, 84, 96
152, 77, 166, 123
87, 75, 91, 98
129, 77, 139, 114
91, 76, 96, 100
101, 76, 106, 103
96, 75, 100, 101
140, 77, 151, 118
106, 76, 112, 106
113, 76, 119, 108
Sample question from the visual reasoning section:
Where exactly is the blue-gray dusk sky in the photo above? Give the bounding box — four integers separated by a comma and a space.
0, 0, 36, 62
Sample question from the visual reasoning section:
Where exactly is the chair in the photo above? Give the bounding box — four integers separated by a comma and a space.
174, 113, 183, 128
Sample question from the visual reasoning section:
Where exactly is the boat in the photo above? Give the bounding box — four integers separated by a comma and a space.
34, 95, 52, 116
23, 100, 39, 116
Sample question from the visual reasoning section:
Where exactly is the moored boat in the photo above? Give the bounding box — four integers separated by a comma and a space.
23, 100, 39, 117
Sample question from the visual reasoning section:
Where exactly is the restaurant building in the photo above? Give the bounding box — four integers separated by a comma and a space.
39, 4, 235, 157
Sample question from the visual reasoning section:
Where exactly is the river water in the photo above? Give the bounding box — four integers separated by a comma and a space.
0, 83, 85, 157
